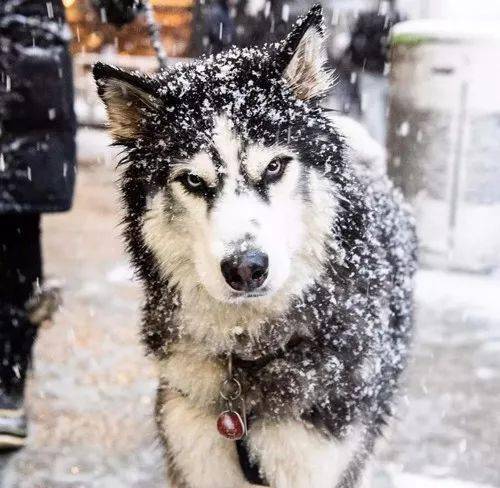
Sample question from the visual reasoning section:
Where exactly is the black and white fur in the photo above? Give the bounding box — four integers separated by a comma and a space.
94, 6, 417, 487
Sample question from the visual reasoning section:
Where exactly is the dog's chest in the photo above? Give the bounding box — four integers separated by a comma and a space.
160, 343, 226, 406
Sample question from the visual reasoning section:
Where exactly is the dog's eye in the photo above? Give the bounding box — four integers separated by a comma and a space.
266, 160, 282, 176
263, 156, 291, 183
185, 173, 204, 189
175, 172, 215, 199
176, 172, 208, 194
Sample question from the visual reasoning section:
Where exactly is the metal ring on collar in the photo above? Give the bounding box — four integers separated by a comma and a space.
220, 377, 242, 401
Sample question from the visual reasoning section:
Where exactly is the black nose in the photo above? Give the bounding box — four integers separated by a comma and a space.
220, 251, 269, 292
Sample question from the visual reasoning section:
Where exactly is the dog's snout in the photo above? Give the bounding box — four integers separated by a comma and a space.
220, 251, 269, 292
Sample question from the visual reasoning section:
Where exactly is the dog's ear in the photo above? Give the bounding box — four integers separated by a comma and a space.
93, 62, 161, 141
276, 5, 333, 100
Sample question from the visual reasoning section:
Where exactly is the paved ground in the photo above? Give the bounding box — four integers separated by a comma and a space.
0, 129, 498, 487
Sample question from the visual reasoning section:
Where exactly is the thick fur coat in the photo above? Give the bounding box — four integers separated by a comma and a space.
94, 6, 417, 487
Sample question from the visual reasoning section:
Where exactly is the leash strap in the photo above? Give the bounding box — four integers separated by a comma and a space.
236, 438, 267, 486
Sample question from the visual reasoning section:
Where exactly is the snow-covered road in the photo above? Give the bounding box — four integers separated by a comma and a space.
382, 471, 497, 488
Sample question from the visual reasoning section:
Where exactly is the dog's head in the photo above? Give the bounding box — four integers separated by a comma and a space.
94, 5, 345, 307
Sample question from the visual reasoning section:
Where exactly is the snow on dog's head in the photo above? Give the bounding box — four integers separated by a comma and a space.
94, 5, 343, 308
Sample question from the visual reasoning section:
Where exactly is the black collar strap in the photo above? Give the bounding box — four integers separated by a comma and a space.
236, 438, 267, 485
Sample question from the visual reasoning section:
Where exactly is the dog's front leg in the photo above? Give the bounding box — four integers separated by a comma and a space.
247, 419, 364, 488
156, 385, 256, 488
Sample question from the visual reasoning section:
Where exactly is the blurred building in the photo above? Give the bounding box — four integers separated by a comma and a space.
64, 0, 193, 58
63, 0, 194, 126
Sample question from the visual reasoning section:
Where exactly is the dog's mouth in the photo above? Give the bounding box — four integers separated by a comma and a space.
229, 287, 270, 301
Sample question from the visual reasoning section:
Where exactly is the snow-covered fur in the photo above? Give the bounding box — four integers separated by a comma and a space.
94, 5, 417, 488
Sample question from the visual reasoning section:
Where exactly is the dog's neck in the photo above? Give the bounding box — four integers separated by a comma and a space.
174, 280, 298, 358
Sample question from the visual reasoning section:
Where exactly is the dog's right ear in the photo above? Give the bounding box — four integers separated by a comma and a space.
274, 5, 333, 100
93, 62, 161, 142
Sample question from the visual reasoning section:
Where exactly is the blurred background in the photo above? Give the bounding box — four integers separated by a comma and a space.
1, 0, 499, 487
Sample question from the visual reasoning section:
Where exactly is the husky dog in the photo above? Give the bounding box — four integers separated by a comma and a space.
94, 5, 416, 488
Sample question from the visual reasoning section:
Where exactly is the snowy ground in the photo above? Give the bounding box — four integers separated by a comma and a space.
0, 129, 498, 487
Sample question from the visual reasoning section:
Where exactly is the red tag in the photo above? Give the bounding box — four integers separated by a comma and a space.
217, 410, 245, 440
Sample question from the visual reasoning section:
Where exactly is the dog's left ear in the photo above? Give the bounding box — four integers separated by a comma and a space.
275, 4, 333, 100
93, 62, 161, 142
